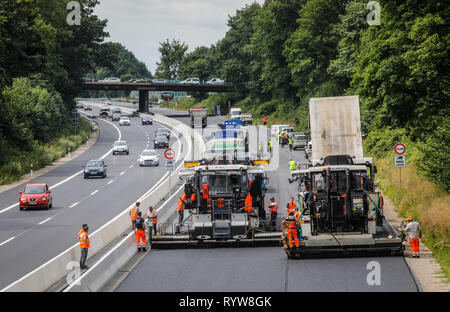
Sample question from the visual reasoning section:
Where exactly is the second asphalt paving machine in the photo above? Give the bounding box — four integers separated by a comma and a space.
285, 96, 404, 258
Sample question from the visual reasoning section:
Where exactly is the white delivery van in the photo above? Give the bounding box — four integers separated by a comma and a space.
229, 108, 242, 120
271, 124, 290, 137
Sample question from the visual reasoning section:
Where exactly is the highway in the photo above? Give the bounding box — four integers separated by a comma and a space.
0, 102, 187, 289
109, 100, 419, 292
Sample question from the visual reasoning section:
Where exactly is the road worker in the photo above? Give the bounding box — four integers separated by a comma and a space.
262, 116, 267, 125
401, 216, 422, 258
147, 206, 158, 236
134, 212, 147, 252
268, 197, 278, 228
288, 137, 293, 152
289, 158, 296, 172
244, 192, 253, 214
177, 193, 187, 226
78, 224, 90, 269
129, 202, 140, 231
286, 197, 296, 215
283, 211, 299, 248
268, 139, 273, 153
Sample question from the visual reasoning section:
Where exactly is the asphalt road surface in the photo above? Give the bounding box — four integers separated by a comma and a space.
113, 102, 419, 292
0, 102, 187, 289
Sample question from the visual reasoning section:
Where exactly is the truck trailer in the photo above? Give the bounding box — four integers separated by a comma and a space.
189, 107, 207, 128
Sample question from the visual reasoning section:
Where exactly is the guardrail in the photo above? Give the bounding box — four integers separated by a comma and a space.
1, 104, 205, 292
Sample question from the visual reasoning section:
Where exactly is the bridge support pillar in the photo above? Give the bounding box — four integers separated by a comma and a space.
138, 90, 149, 112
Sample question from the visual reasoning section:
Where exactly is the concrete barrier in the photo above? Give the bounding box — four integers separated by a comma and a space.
1, 108, 205, 292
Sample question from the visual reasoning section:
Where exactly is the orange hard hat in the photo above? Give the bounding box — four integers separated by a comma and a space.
407, 216, 413, 221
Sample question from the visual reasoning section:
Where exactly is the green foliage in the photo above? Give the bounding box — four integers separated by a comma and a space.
179, 46, 217, 82
155, 39, 188, 79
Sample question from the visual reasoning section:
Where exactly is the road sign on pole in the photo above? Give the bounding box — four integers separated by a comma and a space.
394, 143, 406, 155
164, 148, 175, 160
394, 155, 406, 167
165, 160, 175, 171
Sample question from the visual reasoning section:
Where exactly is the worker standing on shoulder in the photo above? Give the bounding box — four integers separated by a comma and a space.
134, 212, 147, 252
289, 158, 296, 172
129, 202, 140, 231
268, 139, 273, 154
177, 193, 187, 226
268, 197, 278, 228
78, 224, 90, 269
401, 216, 422, 258
262, 116, 267, 125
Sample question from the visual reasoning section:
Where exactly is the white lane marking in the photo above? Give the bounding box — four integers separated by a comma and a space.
38, 217, 52, 225
69, 202, 79, 208
129, 165, 134, 169
90, 190, 99, 196
0, 115, 122, 214
107, 180, 114, 185
0, 237, 15, 247
120, 171, 125, 176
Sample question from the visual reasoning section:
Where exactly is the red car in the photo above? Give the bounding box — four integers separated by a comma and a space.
19, 183, 53, 210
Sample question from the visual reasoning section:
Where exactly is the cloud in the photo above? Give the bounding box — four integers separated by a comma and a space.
94, 0, 263, 73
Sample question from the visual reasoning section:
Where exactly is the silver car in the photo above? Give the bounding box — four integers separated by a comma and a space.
119, 117, 131, 126
113, 140, 129, 155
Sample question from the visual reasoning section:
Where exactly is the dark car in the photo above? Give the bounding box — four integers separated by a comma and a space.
141, 117, 153, 125
19, 183, 52, 210
154, 135, 169, 149
155, 128, 170, 139
83, 160, 107, 179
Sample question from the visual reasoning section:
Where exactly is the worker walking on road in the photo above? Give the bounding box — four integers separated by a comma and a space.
134, 212, 147, 252
289, 158, 296, 172
147, 206, 158, 236
268, 197, 278, 228
286, 197, 296, 215
78, 224, 90, 269
288, 137, 293, 152
401, 216, 422, 258
177, 193, 187, 226
283, 211, 300, 248
129, 202, 140, 231
262, 116, 267, 125
268, 139, 273, 154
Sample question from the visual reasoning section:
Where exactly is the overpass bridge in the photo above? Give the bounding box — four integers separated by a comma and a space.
82, 82, 232, 112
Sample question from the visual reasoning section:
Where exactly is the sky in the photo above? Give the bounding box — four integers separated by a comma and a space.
94, 0, 264, 74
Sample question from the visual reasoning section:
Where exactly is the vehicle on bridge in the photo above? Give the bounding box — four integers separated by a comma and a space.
180, 77, 200, 84
19, 183, 52, 210
189, 107, 207, 128
285, 96, 404, 259
206, 78, 225, 85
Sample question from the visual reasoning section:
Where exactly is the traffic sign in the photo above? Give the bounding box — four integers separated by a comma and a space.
394, 155, 406, 167
164, 148, 175, 160
165, 160, 175, 171
394, 143, 406, 155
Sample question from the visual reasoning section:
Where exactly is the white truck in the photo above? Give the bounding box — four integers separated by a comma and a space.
189, 107, 207, 128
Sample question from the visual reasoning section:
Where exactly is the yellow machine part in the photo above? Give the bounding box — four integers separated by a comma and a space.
252, 159, 269, 167
184, 161, 199, 168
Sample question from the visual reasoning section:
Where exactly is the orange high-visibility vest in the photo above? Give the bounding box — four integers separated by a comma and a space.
263, 117, 267, 123
178, 194, 186, 211
287, 217, 297, 230
78, 229, 90, 249
287, 201, 296, 212
269, 201, 278, 213
191, 193, 196, 201
244, 193, 253, 213
130, 207, 138, 221
150, 210, 158, 225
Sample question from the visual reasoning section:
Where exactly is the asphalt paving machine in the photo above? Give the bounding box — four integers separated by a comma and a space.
283, 96, 404, 258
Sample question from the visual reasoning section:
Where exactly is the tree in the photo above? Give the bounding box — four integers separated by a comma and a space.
179, 46, 216, 82
154, 39, 188, 79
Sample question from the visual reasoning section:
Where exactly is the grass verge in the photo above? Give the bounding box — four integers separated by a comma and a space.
0, 118, 94, 185
374, 156, 450, 281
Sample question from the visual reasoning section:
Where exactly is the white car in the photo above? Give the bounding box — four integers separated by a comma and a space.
119, 117, 131, 126
112, 140, 129, 155
103, 77, 120, 83
206, 78, 225, 85
180, 78, 200, 84
138, 150, 159, 167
